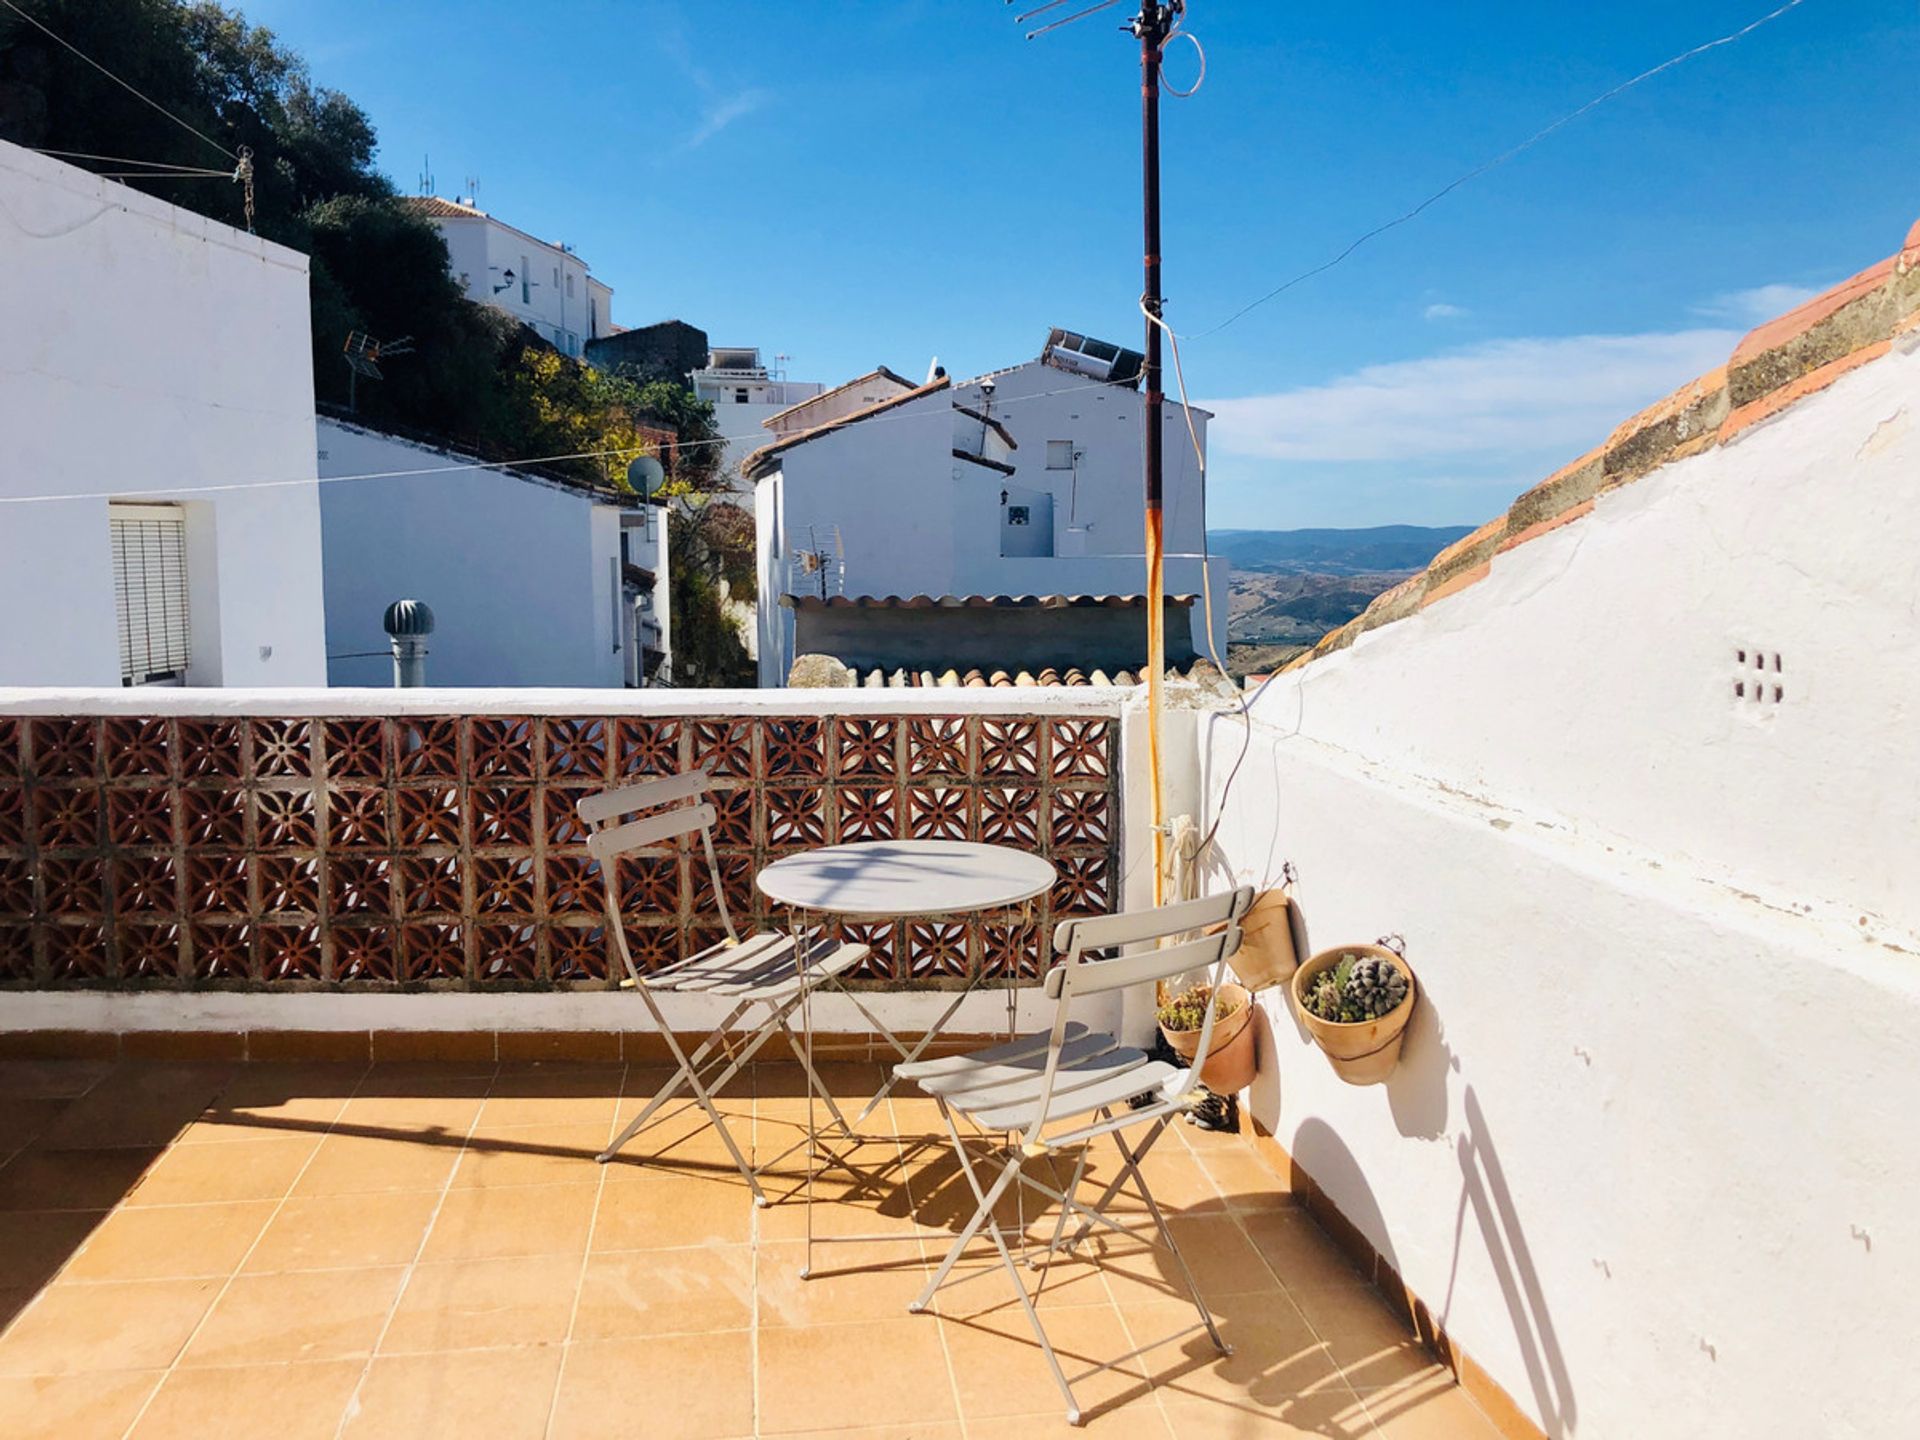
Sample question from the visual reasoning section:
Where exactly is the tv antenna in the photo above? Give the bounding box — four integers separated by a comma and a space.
1014, 0, 1202, 903
793, 525, 845, 601
341, 331, 415, 413
463, 174, 481, 208
417, 155, 433, 197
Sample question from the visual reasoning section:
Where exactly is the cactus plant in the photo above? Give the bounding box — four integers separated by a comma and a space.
1155, 983, 1244, 1033
1301, 951, 1409, 1024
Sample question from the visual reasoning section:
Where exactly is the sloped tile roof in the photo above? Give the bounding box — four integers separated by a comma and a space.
1285, 211, 1920, 674
740, 376, 952, 481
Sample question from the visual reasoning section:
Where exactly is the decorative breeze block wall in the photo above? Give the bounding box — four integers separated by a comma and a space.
0, 711, 1118, 989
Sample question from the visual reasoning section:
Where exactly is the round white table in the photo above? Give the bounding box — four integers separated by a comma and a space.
756, 839, 1058, 1275
757, 839, 1056, 919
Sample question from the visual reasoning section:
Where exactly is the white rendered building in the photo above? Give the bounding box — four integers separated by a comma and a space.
408, 196, 613, 358
746, 329, 1227, 685
0, 141, 327, 687
317, 418, 669, 688
691, 348, 828, 489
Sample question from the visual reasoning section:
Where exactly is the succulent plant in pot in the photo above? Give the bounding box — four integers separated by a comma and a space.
1290, 941, 1417, 1086
1155, 981, 1258, 1094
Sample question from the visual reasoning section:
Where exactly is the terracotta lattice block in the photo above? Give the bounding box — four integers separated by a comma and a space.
469, 717, 538, 779
29, 718, 97, 780
0, 717, 20, 776
1048, 719, 1111, 780
907, 717, 970, 777
103, 717, 172, 777
0, 923, 33, 980
835, 717, 896, 778
1052, 856, 1111, 916
186, 854, 249, 914
334, 925, 399, 983
835, 785, 898, 842
181, 787, 247, 848
106, 788, 176, 847
255, 790, 319, 849
477, 923, 541, 983
327, 788, 390, 849
1051, 790, 1111, 849
114, 855, 179, 914
543, 791, 593, 849
693, 851, 755, 922
980, 718, 1043, 779
33, 787, 100, 849
542, 717, 610, 783
0, 856, 33, 917
323, 718, 388, 780
763, 717, 826, 779
118, 922, 182, 980
615, 718, 682, 777
982, 919, 1041, 980
178, 718, 245, 779
402, 923, 467, 981
981, 787, 1041, 848
907, 786, 973, 842
396, 717, 462, 778
330, 856, 394, 916
617, 853, 683, 918
260, 923, 324, 981
473, 856, 538, 916
623, 923, 680, 973
546, 923, 608, 982
395, 786, 461, 847
905, 921, 971, 980
0, 788, 25, 848
765, 786, 829, 848
399, 856, 464, 916
839, 921, 898, 981
690, 720, 755, 778
708, 787, 755, 847
251, 719, 315, 778
544, 856, 602, 915
469, 786, 535, 848
190, 922, 253, 980
40, 856, 106, 915
45, 922, 110, 980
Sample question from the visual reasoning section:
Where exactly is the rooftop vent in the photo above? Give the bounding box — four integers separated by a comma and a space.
1041, 328, 1146, 386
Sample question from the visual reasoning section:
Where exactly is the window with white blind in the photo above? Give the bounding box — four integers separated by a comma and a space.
110, 504, 190, 686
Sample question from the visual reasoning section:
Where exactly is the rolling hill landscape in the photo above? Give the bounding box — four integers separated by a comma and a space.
1209, 525, 1473, 677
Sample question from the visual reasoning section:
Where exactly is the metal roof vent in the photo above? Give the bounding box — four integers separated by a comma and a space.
382, 599, 434, 687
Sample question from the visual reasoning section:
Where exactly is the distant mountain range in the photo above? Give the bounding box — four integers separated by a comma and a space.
1208, 525, 1473, 658
1208, 525, 1474, 576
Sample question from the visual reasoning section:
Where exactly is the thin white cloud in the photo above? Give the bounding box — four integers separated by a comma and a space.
1423, 302, 1469, 321
689, 88, 769, 148
1691, 282, 1824, 325
1202, 329, 1738, 464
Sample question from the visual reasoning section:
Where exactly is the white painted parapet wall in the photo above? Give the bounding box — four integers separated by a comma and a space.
1201, 342, 1920, 1437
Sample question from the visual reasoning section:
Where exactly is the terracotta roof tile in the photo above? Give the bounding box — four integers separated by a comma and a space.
741, 376, 951, 481
1284, 211, 1920, 675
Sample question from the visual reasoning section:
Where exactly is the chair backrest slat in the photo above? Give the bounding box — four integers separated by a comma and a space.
586, 802, 717, 859
1052, 888, 1252, 955
1044, 928, 1239, 1000
576, 769, 711, 826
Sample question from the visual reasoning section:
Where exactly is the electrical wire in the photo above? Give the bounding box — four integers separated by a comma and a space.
0, 0, 238, 162
1189, 0, 1810, 339
28, 148, 231, 174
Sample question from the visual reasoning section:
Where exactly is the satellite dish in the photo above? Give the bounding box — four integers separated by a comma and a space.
626, 455, 666, 497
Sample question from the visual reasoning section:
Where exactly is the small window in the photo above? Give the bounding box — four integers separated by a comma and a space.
1007, 505, 1031, 526
1046, 440, 1074, 469
566, 272, 576, 298
110, 504, 190, 685
520, 254, 530, 304
735, 388, 750, 404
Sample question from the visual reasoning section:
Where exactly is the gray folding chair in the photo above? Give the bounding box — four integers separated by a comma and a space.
895, 886, 1256, 1424
581, 770, 869, 1205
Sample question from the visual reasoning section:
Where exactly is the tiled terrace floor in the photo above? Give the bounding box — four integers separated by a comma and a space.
0, 1056, 1501, 1439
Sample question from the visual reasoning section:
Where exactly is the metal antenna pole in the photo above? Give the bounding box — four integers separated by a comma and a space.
1135, 0, 1172, 905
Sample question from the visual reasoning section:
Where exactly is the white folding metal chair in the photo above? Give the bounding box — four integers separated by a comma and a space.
895, 886, 1257, 1424
581, 769, 869, 1205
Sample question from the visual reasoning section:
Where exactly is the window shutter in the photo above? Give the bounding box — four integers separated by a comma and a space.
110, 505, 190, 685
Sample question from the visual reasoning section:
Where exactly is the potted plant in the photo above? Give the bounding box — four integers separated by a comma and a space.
1290, 942, 1416, 1086
1156, 981, 1257, 1093
1227, 887, 1300, 992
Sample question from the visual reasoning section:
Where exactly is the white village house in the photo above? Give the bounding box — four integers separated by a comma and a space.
690, 346, 828, 489
745, 329, 1228, 686
407, 195, 614, 358
316, 416, 670, 688
0, 140, 327, 687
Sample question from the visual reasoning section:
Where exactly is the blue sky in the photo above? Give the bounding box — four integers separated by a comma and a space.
244, 0, 1918, 528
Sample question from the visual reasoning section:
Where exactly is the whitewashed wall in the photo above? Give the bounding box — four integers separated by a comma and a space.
755, 361, 1228, 684
0, 142, 326, 686
1200, 343, 1920, 1440
316, 419, 626, 688
429, 210, 598, 355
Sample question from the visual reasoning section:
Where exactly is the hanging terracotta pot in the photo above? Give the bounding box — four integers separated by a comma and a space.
1227, 888, 1300, 991
1158, 981, 1258, 1093
1290, 944, 1417, 1086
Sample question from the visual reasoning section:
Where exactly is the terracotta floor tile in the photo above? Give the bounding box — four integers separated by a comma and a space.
1130, 1293, 1343, 1408
0, 1209, 106, 1290
1189, 1146, 1295, 1214
757, 1316, 959, 1434
382, 1254, 580, 1353
550, 1331, 756, 1440
1286, 1284, 1453, 1394
244, 1191, 440, 1273
128, 1356, 365, 1440
575, 1244, 755, 1339
1159, 1385, 1374, 1439
342, 1345, 563, 1439
930, 1245, 1122, 1318
1100, 1216, 1283, 1308
0, 1060, 115, 1100
125, 1135, 319, 1206
1240, 1210, 1370, 1290
0, 1369, 164, 1440
0, 1100, 68, 1158
64, 1200, 274, 1281
941, 1303, 1152, 1421
337, 1090, 488, 1138
967, 1408, 1174, 1439
179, 1266, 407, 1367
474, 1075, 621, 1130
1362, 1382, 1505, 1439
0, 1146, 163, 1211
590, 1172, 754, 1251
450, 1124, 609, 1188
756, 1239, 925, 1328
0, 1277, 220, 1374
417, 1182, 598, 1263
290, 1132, 463, 1197
776, 1425, 965, 1440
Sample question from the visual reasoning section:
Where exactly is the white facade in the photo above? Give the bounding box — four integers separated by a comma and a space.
316, 418, 668, 688
1200, 341, 1920, 1440
691, 347, 825, 489
0, 141, 326, 687
416, 197, 611, 357
751, 337, 1227, 685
